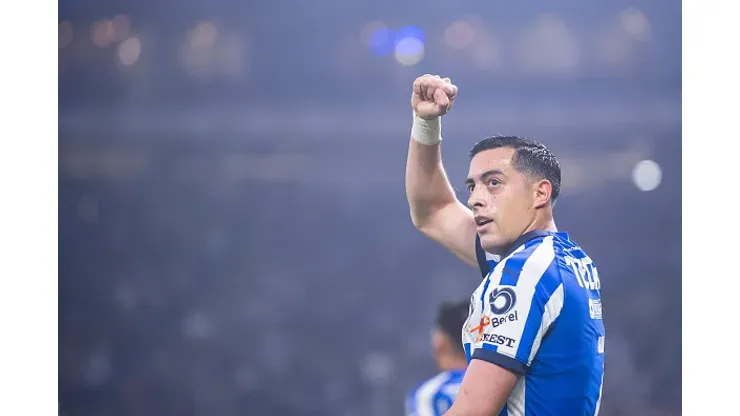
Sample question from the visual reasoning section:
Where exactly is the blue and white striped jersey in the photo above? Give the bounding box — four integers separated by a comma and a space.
464, 230, 605, 416
405, 369, 465, 416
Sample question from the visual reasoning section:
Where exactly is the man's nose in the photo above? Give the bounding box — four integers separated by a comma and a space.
467, 188, 486, 210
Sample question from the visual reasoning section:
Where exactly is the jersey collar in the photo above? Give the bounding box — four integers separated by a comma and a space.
502, 229, 567, 259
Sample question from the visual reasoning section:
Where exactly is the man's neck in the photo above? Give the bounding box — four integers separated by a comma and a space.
524, 214, 558, 235
491, 218, 558, 257
438, 354, 468, 372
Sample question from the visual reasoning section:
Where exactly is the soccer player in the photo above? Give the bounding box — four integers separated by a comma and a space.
405, 74, 605, 415
405, 300, 469, 416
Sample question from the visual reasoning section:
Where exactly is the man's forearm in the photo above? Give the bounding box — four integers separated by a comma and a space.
405, 136, 458, 229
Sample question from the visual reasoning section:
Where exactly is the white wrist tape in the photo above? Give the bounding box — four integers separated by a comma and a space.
411, 114, 442, 145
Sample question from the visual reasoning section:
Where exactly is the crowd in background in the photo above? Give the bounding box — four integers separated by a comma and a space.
59, 0, 681, 414
59, 127, 680, 416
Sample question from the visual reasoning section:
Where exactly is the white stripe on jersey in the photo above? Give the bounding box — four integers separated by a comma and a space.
414, 372, 451, 416
484, 245, 526, 281
439, 382, 461, 399
506, 244, 527, 259
527, 283, 565, 365
505, 284, 564, 416
493, 236, 556, 359
485, 251, 501, 263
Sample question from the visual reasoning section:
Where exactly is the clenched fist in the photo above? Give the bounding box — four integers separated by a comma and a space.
411, 74, 458, 120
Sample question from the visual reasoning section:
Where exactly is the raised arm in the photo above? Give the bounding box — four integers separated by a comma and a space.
405, 74, 478, 268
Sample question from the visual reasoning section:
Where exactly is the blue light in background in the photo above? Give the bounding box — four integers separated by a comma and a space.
394, 26, 425, 57
369, 27, 396, 56
396, 26, 425, 44
395, 37, 424, 57
368, 25, 425, 57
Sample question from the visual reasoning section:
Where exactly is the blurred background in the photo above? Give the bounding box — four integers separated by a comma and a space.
58, 0, 681, 415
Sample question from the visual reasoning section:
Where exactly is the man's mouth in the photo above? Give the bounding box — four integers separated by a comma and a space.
474, 216, 493, 227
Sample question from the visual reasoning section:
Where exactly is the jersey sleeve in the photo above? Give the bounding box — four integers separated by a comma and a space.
470, 236, 565, 374
475, 234, 500, 278
405, 375, 458, 416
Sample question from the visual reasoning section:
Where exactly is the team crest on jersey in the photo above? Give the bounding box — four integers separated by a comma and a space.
489, 287, 517, 315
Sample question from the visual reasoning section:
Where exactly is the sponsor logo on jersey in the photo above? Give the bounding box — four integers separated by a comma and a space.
490, 310, 519, 328
481, 333, 517, 348
588, 298, 603, 320
489, 287, 517, 315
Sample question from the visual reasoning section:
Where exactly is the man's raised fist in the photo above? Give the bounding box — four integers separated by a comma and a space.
411, 74, 458, 120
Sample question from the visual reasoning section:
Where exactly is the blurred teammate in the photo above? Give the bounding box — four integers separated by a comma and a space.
405, 74, 605, 415
405, 300, 469, 416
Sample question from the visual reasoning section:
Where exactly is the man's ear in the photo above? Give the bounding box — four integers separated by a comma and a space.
533, 179, 553, 208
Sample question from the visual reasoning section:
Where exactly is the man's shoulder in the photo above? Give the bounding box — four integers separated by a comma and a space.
407, 371, 451, 397
405, 372, 450, 414
406, 371, 463, 415
493, 233, 565, 285
509, 231, 593, 267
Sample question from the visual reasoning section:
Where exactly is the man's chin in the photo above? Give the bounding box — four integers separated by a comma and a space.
479, 234, 505, 255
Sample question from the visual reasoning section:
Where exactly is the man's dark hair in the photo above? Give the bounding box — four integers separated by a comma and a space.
470, 135, 561, 203
436, 300, 471, 352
